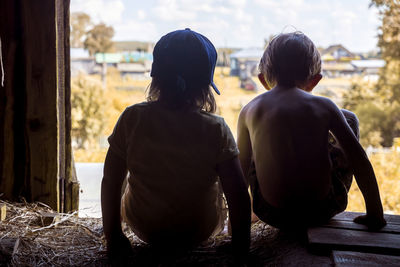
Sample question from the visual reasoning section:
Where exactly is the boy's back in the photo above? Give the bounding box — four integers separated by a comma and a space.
241, 86, 335, 209
238, 31, 385, 229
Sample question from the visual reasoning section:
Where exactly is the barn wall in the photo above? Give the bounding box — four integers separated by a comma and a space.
0, 0, 77, 212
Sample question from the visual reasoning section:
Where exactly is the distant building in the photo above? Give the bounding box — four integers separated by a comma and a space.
94, 51, 153, 78
114, 40, 154, 53
216, 48, 240, 67
229, 48, 263, 77
351, 59, 385, 81
321, 44, 359, 62
70, 48, 96, 76
321, 44, 366, 78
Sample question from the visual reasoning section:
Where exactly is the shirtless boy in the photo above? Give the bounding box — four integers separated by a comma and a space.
237, 31, 386, 229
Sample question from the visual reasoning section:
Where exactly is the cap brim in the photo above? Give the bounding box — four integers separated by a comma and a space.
211, 82, 220, 95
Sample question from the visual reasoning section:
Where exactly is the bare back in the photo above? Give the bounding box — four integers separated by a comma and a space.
239, 87, 334, 209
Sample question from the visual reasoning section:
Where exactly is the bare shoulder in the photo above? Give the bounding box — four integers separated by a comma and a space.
240, 92, 268, 117
309, 94, 341, 114
309, 94, 336, 106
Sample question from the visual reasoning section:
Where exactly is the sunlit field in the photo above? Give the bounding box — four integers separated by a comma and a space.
73, 67, 400, 215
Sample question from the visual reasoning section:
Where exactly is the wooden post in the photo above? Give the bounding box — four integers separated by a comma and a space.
0, 0, 17, 201
22, 0, 59, 209
0, 0, 79, 212
56, 0, 79, 213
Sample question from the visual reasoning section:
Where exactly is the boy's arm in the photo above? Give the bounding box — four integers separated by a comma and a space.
216, 156, 251, 262
101, 149, 132, 259
327, 99, 386, 229
237, 107, 252, 184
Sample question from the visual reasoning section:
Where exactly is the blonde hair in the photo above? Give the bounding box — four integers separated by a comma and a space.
259, 31, 321, 87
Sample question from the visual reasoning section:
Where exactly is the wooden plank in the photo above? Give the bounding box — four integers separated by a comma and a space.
0, 0, 18, 200
56, 0, 66, 213
22, 0, 59, 209
333, 212, 400, 225
57, 0, 79, 213
322, 220, 400, 234
0, 0, 72, 210
332, 250, 400, 267
308, 227, 400, 255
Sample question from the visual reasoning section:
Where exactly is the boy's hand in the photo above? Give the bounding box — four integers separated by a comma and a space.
353, 214, 387, 230
107, 232, 133, 262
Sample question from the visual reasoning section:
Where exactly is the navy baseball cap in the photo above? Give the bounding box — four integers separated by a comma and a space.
150, 28, 220, 95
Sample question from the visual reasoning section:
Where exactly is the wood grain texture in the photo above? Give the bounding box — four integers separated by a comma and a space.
333, 211, 400, 225
0, 0, 76, 211
308, 226, 400, 255
57, 0, 79, 213
332, 250, 400, 267
22, 0, 59, 209
322, 220, 400, 234
0, 0, 18, 200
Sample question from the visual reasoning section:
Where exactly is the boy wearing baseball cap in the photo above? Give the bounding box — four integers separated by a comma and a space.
101, 29, 250, 262
237, 31, 386, 230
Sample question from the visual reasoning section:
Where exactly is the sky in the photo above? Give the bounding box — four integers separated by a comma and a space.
71, 0, 381, 52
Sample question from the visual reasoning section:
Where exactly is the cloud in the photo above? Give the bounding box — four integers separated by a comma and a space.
113, 20, 158, 42
252, 0, 380, 51
70, 0, 124, 24
152, 0, 198, 21
70, 0, 380, 52
137, 10, 146, 20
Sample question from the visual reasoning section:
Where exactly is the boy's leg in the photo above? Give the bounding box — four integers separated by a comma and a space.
327, 109, 360, 213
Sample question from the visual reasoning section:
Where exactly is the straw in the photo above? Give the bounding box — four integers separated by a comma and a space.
0, 200, 328, 266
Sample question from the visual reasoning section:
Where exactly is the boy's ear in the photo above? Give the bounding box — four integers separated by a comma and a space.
258, 73, 271, 90
304, 73, 322, 92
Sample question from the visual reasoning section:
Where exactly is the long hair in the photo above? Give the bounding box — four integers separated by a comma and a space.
147, 75, 216, 113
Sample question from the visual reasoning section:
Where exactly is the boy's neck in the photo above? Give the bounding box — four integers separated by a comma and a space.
274, 83, 313, 93
274, 83, 300, 90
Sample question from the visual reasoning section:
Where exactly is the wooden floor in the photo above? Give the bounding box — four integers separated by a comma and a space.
332, 251, 400, 267
308, 211, 400, 265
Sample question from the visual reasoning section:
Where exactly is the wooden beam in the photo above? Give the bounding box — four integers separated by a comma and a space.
21, 0, 59, 209
308, 212, 400, 256
0, 0, 76, 211
0, 0, 18, 201
308, 226, 400, 255
332, 211, 400, 225
332, 251, 400, 267
56, 0, 79, 213
322, 220, 400, 234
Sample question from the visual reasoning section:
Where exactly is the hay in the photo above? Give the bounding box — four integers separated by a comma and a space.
0, 200, 107, 266
0, 200, 331, 266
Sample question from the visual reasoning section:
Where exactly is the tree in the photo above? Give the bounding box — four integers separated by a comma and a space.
371, 0, 400, 146
71, 75, 108, 149
84, 23, 115, 87
343, 1, 400, 147
70, 12, 92, 48
83, 23, 115, 56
